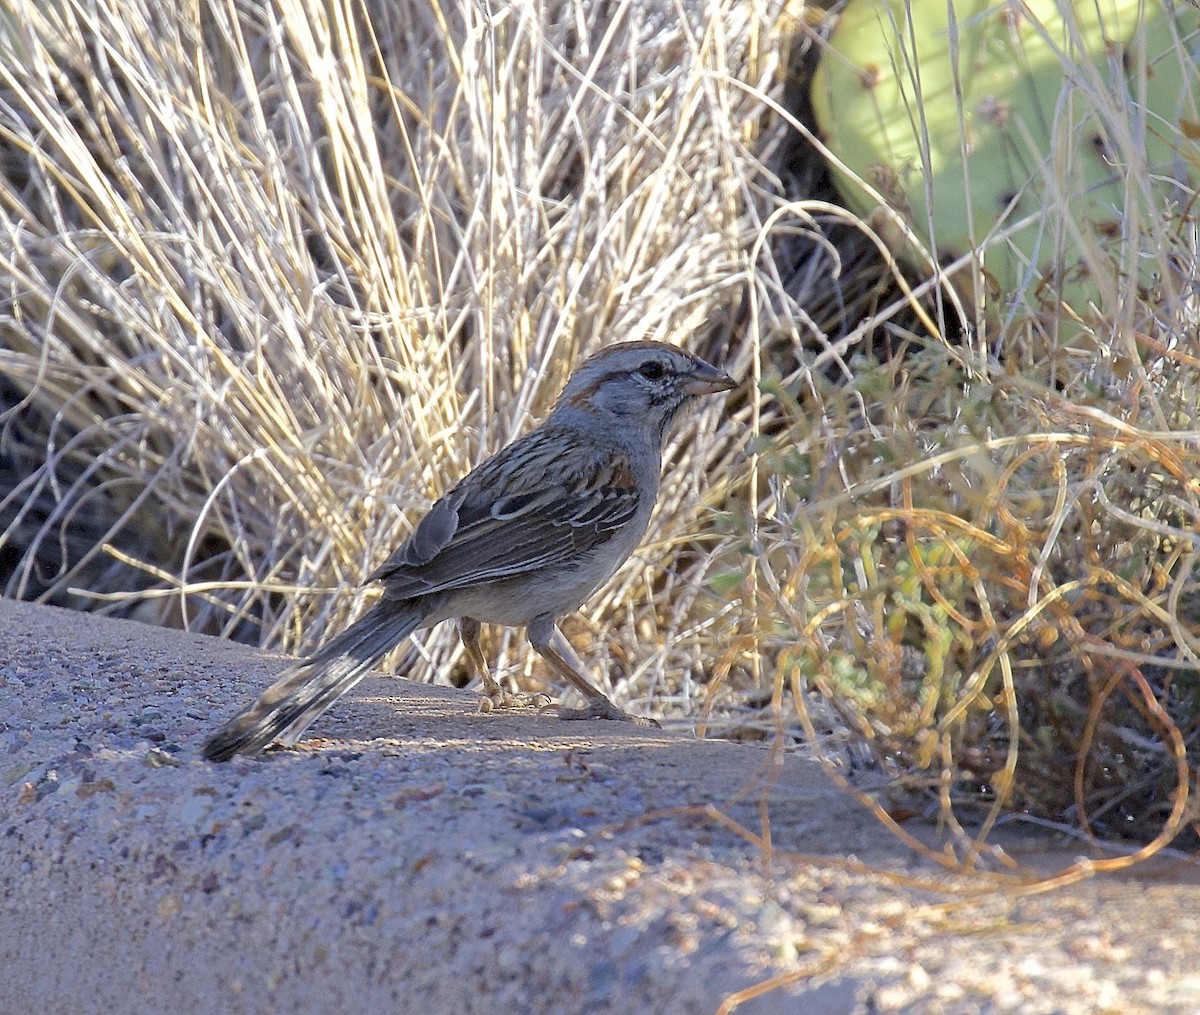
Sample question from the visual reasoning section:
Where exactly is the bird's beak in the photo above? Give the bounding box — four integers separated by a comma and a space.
683, 359, 738, 397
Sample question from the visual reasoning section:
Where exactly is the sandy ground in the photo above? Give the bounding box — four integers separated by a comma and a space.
2, 596, 1199, 1014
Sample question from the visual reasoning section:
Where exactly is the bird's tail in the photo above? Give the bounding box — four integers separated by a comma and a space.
202, 598, 428, 762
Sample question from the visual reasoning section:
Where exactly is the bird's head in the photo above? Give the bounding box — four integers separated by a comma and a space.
551, 341, 736, 445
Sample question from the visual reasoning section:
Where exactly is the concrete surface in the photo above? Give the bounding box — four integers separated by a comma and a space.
2, 597, 1199, 1014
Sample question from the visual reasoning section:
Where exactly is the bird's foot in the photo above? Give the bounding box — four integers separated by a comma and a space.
477, 688, 554, 714
556, 697, 661, 728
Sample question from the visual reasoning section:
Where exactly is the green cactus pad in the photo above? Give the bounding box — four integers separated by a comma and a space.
811, 0, 1197, 336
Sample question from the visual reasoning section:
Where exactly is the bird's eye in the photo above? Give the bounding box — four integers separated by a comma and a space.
638, 361, 666, 381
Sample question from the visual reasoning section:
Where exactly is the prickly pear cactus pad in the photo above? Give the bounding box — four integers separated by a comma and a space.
810, 0, 1197, 340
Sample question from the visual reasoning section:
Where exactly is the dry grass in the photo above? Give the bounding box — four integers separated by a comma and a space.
1, 0, 1198, 861
0, 0, 779, 690
726, 1, 1200, 857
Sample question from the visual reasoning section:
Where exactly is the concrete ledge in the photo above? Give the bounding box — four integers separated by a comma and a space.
0, 598, 873, 1013
3, 597, 1199, 1014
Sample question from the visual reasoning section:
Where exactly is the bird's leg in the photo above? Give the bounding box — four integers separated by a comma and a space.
460, 618, 551, 712
527, 619, 660, 728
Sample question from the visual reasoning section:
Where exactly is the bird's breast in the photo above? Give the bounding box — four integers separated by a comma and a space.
436, 507, 652, 628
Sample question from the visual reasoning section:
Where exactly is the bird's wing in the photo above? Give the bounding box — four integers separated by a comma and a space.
365, 426, 642, 599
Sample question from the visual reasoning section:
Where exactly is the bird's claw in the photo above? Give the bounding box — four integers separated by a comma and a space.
477, 688, 554, 714
556, 698, 661, 728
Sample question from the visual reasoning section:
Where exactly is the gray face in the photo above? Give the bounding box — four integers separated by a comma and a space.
554, 341, 735, 445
